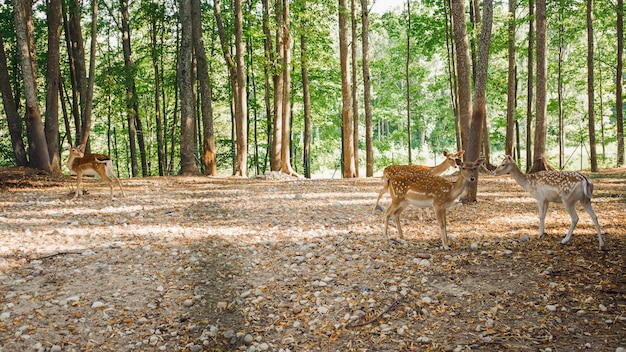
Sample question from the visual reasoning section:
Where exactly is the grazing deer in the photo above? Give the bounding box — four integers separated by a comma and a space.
375, 150, 465, 213
493, 155, 604, 249
383, 158, 484, 250
66, 144, 125, 199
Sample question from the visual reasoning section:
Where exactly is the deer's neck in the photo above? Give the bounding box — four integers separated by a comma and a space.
508, 163, 531, 192
447, 173, 469, 201
429, 159, 451, 175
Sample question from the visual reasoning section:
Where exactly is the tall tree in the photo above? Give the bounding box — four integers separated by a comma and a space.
526, 0, 534, 172
44, 0, 62, 172
587, 0, 598, 171
464, 0, 493, 202
234, 0, 248, 176
67, 0, 87, 143
119, 0, 143, 176
301, 0, 312, 178
351, 0, 359, 174
13, 0, 51, 171
0, 28, 27, 166
271, 0, 284, 172
191, 0, 217, 176
339, 0, 356, 178
617, 0, 624, 166
361, 0, 373, 177
450, 0, 472, 152
178, 0, 199, 175
262, 0, 274, 171
406, 0, 412, 164
279, 0, 296, 176
531, 0, 550, 172
505, 0, 516, 156
149, 1, 166, 176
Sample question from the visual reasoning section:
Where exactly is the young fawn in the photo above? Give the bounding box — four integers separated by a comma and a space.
493, 155, 604, 249
383, 158, 484, 250
375, 150, 465, 213
66, 144, 126, 199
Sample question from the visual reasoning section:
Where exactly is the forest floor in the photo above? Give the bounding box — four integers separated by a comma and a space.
0, 166, 624, 352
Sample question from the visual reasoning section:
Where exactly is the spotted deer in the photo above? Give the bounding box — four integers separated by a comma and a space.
383, 158, 484, 250
493, 155, 604, 249
66, 144, 125, 199
375, 150, 465, 214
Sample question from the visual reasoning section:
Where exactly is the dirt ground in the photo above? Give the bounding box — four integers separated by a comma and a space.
0, 166, 624, 352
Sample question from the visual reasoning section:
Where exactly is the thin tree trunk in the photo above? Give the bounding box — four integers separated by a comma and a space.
178, 0, 199, 175
68, 0, 87, 144
339, 0, 355, 178
301, 17, 312, 178
587, 0, 598, 171
234, 0, 248, 176
262, 0, 273, 173
149, 2, 165, 176
406, 0, 412, 164
13, 0, 51, 171
272, 0, 284, 171
531, 0, 550, 172
361, 0, 373, 177
505, 0, 516, 156
351, 0, 359, 174
44, 0, 62, 172
120, 0, 140, 176
558, 8, 564, 169
526, 0, 534, 172
279, 0, 295, 176
191, 0, 217, 176
616, 0, 624, 166
0, 30, 27, 165
450, 0, 472, 153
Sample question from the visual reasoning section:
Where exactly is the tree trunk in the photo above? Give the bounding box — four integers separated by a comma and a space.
351, 0, 359, 174
234, 0, 248, 177
361, 0, 373, 177
0, 30, 27, 166
505, 0, 516, 156
444, 0, 461, 152
13, 0, 51, 171
339, 0, 356, 178
587, 0, 598, 171
120, 0, 140, 176
78, 0, 98, 149
463, 0, 492, 203
406, 0, 412, 164
191, 0, 217, 176
616, 0, 624, 166
531, 0, 550, 172
279, 0, 295, 176
526, 0, 534, 172
178, 0, 200, 175
558, 8, 564, 169
44, 0, 62, 172
262, 0, 274, 173
271, 0, 284, 172
149, 1, 166, 176
301, 24, 312, 178
68, 0, 87, 144
450, 0, 472, 152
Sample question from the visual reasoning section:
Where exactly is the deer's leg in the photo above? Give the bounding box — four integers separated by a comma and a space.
96, 167, 115, 199
73, 171, 82, 199
561, 201, 580, 245
110, 173, 126, 197
435, 206, 449, 250
374, 184, 388, 212
581, 198, 604, 249
393, 206, 406, 239
537, 200, 550, 239
383, 204, 395, 238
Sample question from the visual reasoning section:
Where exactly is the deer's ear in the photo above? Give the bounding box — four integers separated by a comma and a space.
443, 151, 449, 157
475, 159, 485, 166
457, 150, 465, 157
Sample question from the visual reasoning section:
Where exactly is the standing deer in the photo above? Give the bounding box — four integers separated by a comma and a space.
493, 155, 604, 249
384, 158, 483, 250
66, 144, 126, 199
375, 150, 465, 213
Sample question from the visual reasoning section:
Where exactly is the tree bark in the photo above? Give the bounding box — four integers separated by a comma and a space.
0, 30, 27, 166
587, 0, 597, 171
178, 0, 200, 175
339, 0, 356, 178
120, 0, 140, 176
279, 0, 295, 176
301, 7, 312, 178
45, 0, 63, 172
616, 0, 624, 166
191, 0, 217, 176
406, 0, 412, 164
13, 0, 51, 171
234, 0, 248, 176
450, 0, 472, 152
464, 0, 492, 203
526, 0, 534, 172
262, 0, 274, 172
68, 0, 86, 144
361, 0, 373, 177
79, 0, 98, 148
351, 0, 359, 174
149, 1, 166, 176
505, 0, 516, 156
271, 0, 284, 171
531, 0, 550, 172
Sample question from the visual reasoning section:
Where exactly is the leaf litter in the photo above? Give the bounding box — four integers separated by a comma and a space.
0, 167, 624, 351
